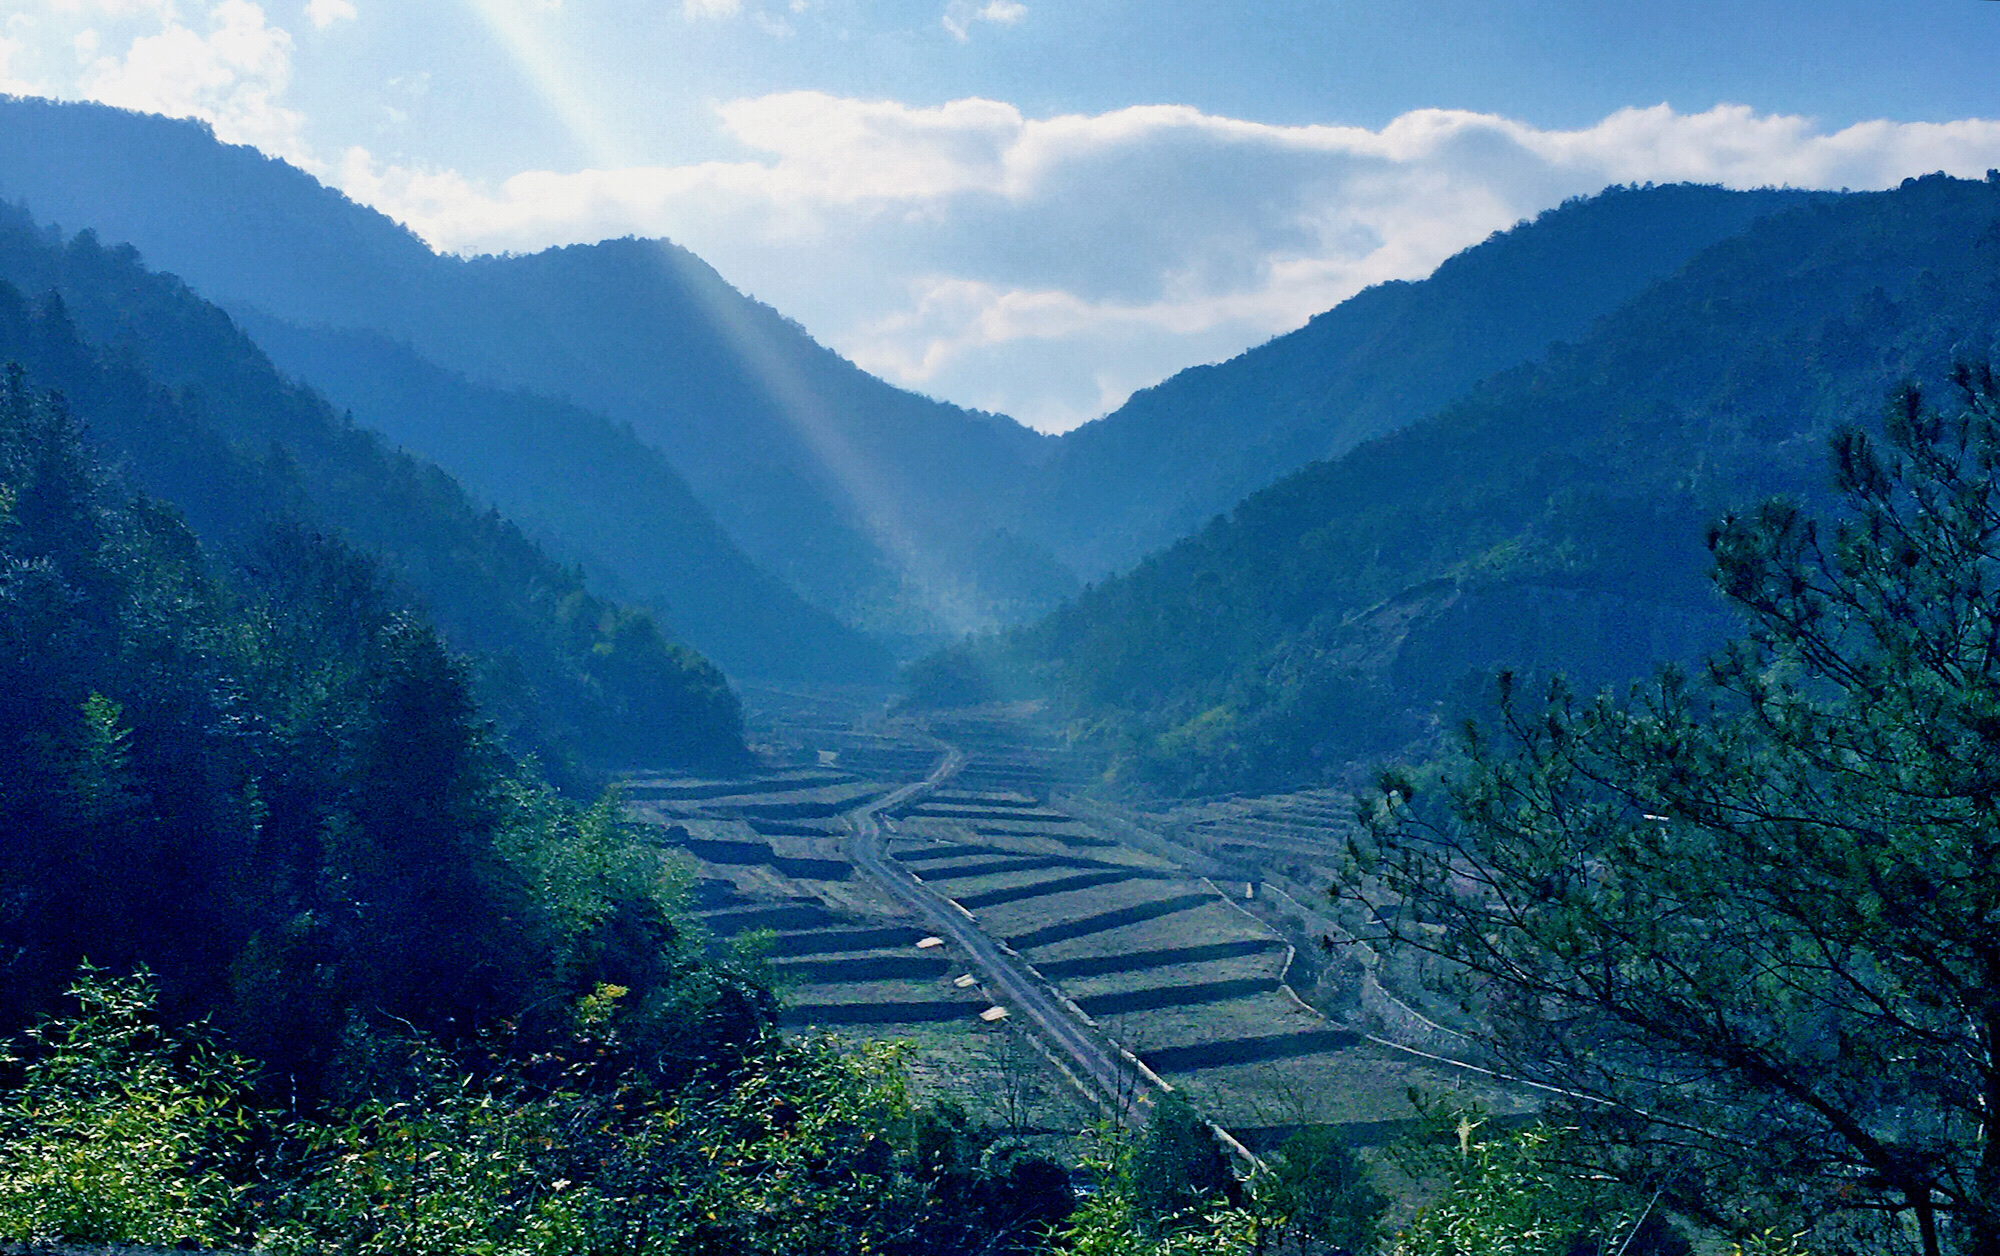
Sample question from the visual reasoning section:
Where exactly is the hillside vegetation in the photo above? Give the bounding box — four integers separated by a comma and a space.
1022, 182, 1826, 578
0, 201, 747, 777
233, 314, 889, 681
0, 96, 1068, 655
991, 173, 2000, 793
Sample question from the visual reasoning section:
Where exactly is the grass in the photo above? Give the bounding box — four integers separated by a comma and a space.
894, 842, 1020, 863
995, 891, 1216, 950
634, 726, 1536, 1139
745, 818, 839, 837
1074, 977, 1281, 1017
758, 926, 928, 956
618, 771, 859, 801
1167, 1040, 1538, 1135
1017, 898, 1264, 959
779, 1002, 979, 1026
950, 870, 1160, 910
770, 952, 953, 982
1138, 1028, 1361, 1072
1061, 951, 1288, 1001
905, 806, 1073, 823
665, 835, 851, 881
911, 854, 1123, 879
1035, 939, 1286, 981
1100, 991, 1327, 1052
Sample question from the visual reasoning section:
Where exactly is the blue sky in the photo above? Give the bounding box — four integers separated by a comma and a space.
6, 1, 2000, 430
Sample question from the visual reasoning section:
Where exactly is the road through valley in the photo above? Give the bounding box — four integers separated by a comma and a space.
841, 744, 1170, 1132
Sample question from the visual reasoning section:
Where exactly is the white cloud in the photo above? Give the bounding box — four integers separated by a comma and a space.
304, 0, 356, 29
331, 96, 2000, 431
942, 0, 1024, 42
682, 0, 741, 19
2, 2, 308, 161
77, 1, 305, 158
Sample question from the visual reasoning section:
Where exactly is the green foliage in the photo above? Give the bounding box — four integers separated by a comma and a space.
1005, 173, 2000, 795
233, 316, 892, 685
1388, 1117, 1672, 1256
0, 205, 750, 777
1126, 1095, 1241, 1229
279, 1032, 1048, 1256
0, 964, 1071, 1256
0, 968, 258, 1248
1352, 368, 2000, 1253
267, 1040, 609, 1256
0, 97, 1064, 655
1054, 1123, 1261, 1256
1031, 184, 1828, 581
1267, 1125, 1386, 1253
902, 642, 999, 709
0, 365, 764, 1099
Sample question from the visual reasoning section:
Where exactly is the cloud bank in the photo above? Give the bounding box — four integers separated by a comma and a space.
339, 95, 2000, 430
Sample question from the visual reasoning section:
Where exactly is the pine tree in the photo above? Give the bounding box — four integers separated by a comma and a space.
1353, 365, 2000, 1256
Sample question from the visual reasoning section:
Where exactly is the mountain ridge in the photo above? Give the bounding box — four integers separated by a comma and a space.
0, 95, 1067, 652
0, 199, 750, 776
1023, 182, 1830, 578
992, 173, 2000, 793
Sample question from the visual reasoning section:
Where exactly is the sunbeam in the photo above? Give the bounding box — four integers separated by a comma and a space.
647, 239, 988, 638
450, 0, 976, 635
456, 0, 630, 168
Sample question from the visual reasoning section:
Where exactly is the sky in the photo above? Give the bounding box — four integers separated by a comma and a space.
5, 3, 2000, 432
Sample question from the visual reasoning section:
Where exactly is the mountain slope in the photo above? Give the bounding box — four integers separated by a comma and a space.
1026, 183, 1827, 578
0, 95, 1065, 649
998, 174, 2000, 793
0, 201, 749, 775
233, 313, 888, 682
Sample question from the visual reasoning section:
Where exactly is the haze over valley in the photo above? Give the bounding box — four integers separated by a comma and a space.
3, 5, 2000, 1252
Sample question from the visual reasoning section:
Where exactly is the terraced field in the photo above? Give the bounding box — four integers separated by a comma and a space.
626, 692, 1531, 1143
624, 695, 1103, 1127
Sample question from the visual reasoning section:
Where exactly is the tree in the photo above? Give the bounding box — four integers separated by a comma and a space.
1127, 1095, 1240, 1230
1350, 367, 2000, 1256
1265, 1125, 1384, 1254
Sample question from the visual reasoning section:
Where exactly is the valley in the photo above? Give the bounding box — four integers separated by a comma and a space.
622, 691, 1532, 1152
2, 92, 1996, 1251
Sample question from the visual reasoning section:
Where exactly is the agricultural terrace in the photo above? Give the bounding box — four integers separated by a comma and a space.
626, 691, 1532, 1141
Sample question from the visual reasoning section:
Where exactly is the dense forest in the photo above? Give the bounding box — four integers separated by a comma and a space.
1021, 182, 1826, 578
231, 313, 892, 683
0, 96, 1073, 653
0, 362, 1410, 1256
0, 368, 1076, 1251
971, 173, 2000, 793
0, 202, 746, 780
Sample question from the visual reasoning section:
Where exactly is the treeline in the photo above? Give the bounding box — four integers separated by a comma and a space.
0, 203, 747, 781
0, 366, 707, 1085
1024, 182, 1824, 579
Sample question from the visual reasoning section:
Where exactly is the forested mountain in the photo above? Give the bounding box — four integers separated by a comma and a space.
0, 95, 1067, 652
233, 313, 887, 681
992, 173, 2000, 793
0, 201, 748, 776
1023, 183, 1826, 578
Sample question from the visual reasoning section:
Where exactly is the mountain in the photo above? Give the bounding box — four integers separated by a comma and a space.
1024, 183, 1828, 579
0, 95, 1067, 654
231, 313, 887, 682
989, 174, 2000, 794
0, 199, 749, 776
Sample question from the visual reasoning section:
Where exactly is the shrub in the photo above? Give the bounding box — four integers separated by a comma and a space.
0, 966, 259, 1247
